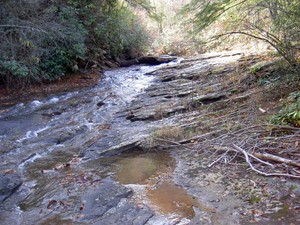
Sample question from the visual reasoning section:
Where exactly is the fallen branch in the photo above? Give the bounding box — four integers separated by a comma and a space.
154, 138, 193, 150
180, 129, 224, 144
213, 146, 274, 167
270, 125, 300, 133
253, 152, 300, 168
208, 150, 229, 167
232, 144, 300, 179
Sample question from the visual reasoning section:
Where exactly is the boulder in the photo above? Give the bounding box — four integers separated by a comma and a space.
118, 56, 177, 67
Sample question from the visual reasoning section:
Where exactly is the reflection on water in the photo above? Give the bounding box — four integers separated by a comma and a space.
115, 151, 171, 184
115, 150, 198, 221
148, 181, 198, 219
117, 156, 157, 184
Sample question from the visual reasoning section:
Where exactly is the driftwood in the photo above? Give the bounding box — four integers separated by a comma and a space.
155, 132, 300, 178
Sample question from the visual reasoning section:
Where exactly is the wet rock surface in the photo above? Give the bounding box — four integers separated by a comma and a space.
80, 179, 154, 225
0, 173, 22, 203
91, 201, 154, 225
0, 51, 299, 224
81, 179, 134, 221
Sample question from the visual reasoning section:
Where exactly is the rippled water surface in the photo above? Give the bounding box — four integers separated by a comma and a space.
0, 60, 200, 224
1, 54, 249, 224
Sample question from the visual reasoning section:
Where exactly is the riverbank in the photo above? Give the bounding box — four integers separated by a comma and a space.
119, 50, 300, 224
0, 55, 176, 108
0, 69, 101, 108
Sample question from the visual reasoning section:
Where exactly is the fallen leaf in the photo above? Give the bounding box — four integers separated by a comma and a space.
47, 200, 58, 209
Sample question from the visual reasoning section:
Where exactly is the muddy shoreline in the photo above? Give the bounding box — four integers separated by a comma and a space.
0, 69, 101, 108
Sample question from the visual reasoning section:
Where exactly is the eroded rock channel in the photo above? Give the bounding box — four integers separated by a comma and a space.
1, 52, 299, 225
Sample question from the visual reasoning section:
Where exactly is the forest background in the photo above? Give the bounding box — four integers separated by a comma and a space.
0, 0, 299, 89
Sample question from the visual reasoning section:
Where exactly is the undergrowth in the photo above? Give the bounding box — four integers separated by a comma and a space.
270, 91, 300, 127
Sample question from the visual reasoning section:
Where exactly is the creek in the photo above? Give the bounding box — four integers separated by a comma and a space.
0, 60, 198, 225
0, 52, 258, 225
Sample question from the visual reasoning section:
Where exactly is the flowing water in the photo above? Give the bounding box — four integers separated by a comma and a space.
0, 60, 197, 224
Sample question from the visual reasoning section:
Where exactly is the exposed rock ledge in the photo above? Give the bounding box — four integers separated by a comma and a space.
118, 55, 177, 67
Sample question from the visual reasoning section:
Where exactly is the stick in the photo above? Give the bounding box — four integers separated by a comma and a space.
208, 150, 229, 167
154, 138, 193, 150
213, 146, 274, 167
180, 129, 224, 144
232, 144, 300, 179
253, 152, 300, 168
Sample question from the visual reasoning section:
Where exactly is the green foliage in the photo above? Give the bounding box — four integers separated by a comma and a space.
38, 4, 88, 80
95, 5, 148, 59
255, 60, 299, 87
250, 62, 265, 74
0, 60, 29, 78
184, 0, 233, 33
0, 60, 30, 87
249, 195, 261, 204
0, 0, 151, 88
0, 0, 88, 87
270, 92, 300, 127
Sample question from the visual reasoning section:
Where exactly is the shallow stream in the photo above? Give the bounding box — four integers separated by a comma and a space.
0, 60, 197, 224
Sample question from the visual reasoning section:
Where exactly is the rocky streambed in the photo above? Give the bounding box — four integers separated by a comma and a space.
1, 52, 299, 225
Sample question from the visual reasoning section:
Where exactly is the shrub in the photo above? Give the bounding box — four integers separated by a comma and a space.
181, 0, 300, 72
0, 0, 150, 88
0, 60, 29, 87
0, 1, 88, 87
270, 92, 300, 127
95, 4, 149, 59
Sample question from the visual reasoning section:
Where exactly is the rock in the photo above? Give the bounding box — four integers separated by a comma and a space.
138, 56, 177, 65
81, 179, 133, 221
91, 201, 154, 225
118, 58, 140, 67
120, 55, 233, 122
0, 173, 22, 203
84, 126, 149, 158
119, 56, 177, 67
192, 92, 228, 105
81, 179, 153, 225
105, 60, 118, 68
97, 138, 144, 156
97, 101, 105, 107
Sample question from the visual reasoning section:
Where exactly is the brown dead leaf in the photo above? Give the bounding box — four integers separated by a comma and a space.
47, 200, 58, 209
